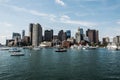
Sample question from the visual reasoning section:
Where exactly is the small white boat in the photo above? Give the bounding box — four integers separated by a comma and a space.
86, 46, 97, 50
9, 47, 21, 52
55, 48, 67, 52
11, 52, 24, 56
0, 47, 10, 50
82, 44, 97, 50
33, 46, 41, 50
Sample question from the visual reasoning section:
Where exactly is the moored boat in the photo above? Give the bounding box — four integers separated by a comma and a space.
0, 47, 10, 50
55, 48, 67, 52
33, 46, 41, 50
9, 47, 21, 52
11, 52, 24, 56
86, 46, 97, 50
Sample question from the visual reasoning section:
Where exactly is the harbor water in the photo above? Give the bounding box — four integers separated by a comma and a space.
0, 48, 120, 80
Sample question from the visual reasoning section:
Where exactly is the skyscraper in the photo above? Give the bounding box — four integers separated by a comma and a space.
75, 28, 84, 43
29, 23, 42, 46
29, 23, 34, 45
66, 30, 71, 39
44, 30, 53, 41
22, 30, 25, 39
62, 32, 67, 41
86, 29, 99, 44
36, 23, 42, 44
113, 36, 120, 46
58, 30, 64, 41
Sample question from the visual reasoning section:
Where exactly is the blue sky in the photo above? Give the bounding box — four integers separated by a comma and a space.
0, 0, 120, 44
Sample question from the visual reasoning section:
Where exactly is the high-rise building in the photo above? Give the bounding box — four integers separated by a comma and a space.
103, 37, 110, 44
86, 29, 99, 44
66, 30, 71, 39
62, 32, 67, 41
12, 32, 21, 40
12, 32, 21, 46
37, 23, 42, 44
22, 36, 30, 46
44, 30, 53, 41
113, 36, 120, 45
22, 30, 25, 39
75, 28, 84, 43
29, 23, 42, 46
58, 30, 64, 41
29, 23, 34, 45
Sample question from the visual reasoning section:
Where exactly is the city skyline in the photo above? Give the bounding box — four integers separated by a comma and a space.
0, 0, 120, 44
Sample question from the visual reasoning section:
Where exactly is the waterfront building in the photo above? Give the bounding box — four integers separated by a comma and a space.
12, 32, 21, 46
12, 32, 21, 40
52, 35, 61, 46
6, 39, 14, 46
53, 35, 58, 40
44, 29, 53, 41
62, 32, 67, 41
22, 36, 30, 46
75, 28, 84, 44
86, 29, 99, 44
22, 30, 25, 39
29, 23, 34, 45
66, 30, 71, 39
58, 30, 64, 41
32, 23, 42, 46
103, 37, 110, 44
113, 36, 120, 46
62, 41, 70, 48
67, 37, 75, 45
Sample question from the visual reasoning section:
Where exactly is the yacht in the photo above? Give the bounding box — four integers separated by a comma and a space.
55, 48, 67, 52
86, 46, 97, 50
9, 47, 21, 52
82, 44, 97, 50
0, 47, 10, 50
11, 52, 24, 56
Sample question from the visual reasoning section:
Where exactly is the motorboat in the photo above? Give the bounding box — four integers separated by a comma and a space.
82, 45, 97, 50
33, 46, 41, 50
0, 47, 10, 50
9, 47, 21, 52
11, 52, 24, 56
86, 46, 97, 50
55, 48, 67, 52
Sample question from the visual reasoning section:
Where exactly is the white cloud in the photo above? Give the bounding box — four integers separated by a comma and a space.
55, 0, 65, 6
60, 15, 97, 27
3, 4, 57, 22
0, 22, 13, 27
60, 15, 70, 20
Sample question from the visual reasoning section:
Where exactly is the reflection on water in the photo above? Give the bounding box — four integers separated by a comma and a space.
0, 48, 120, 80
